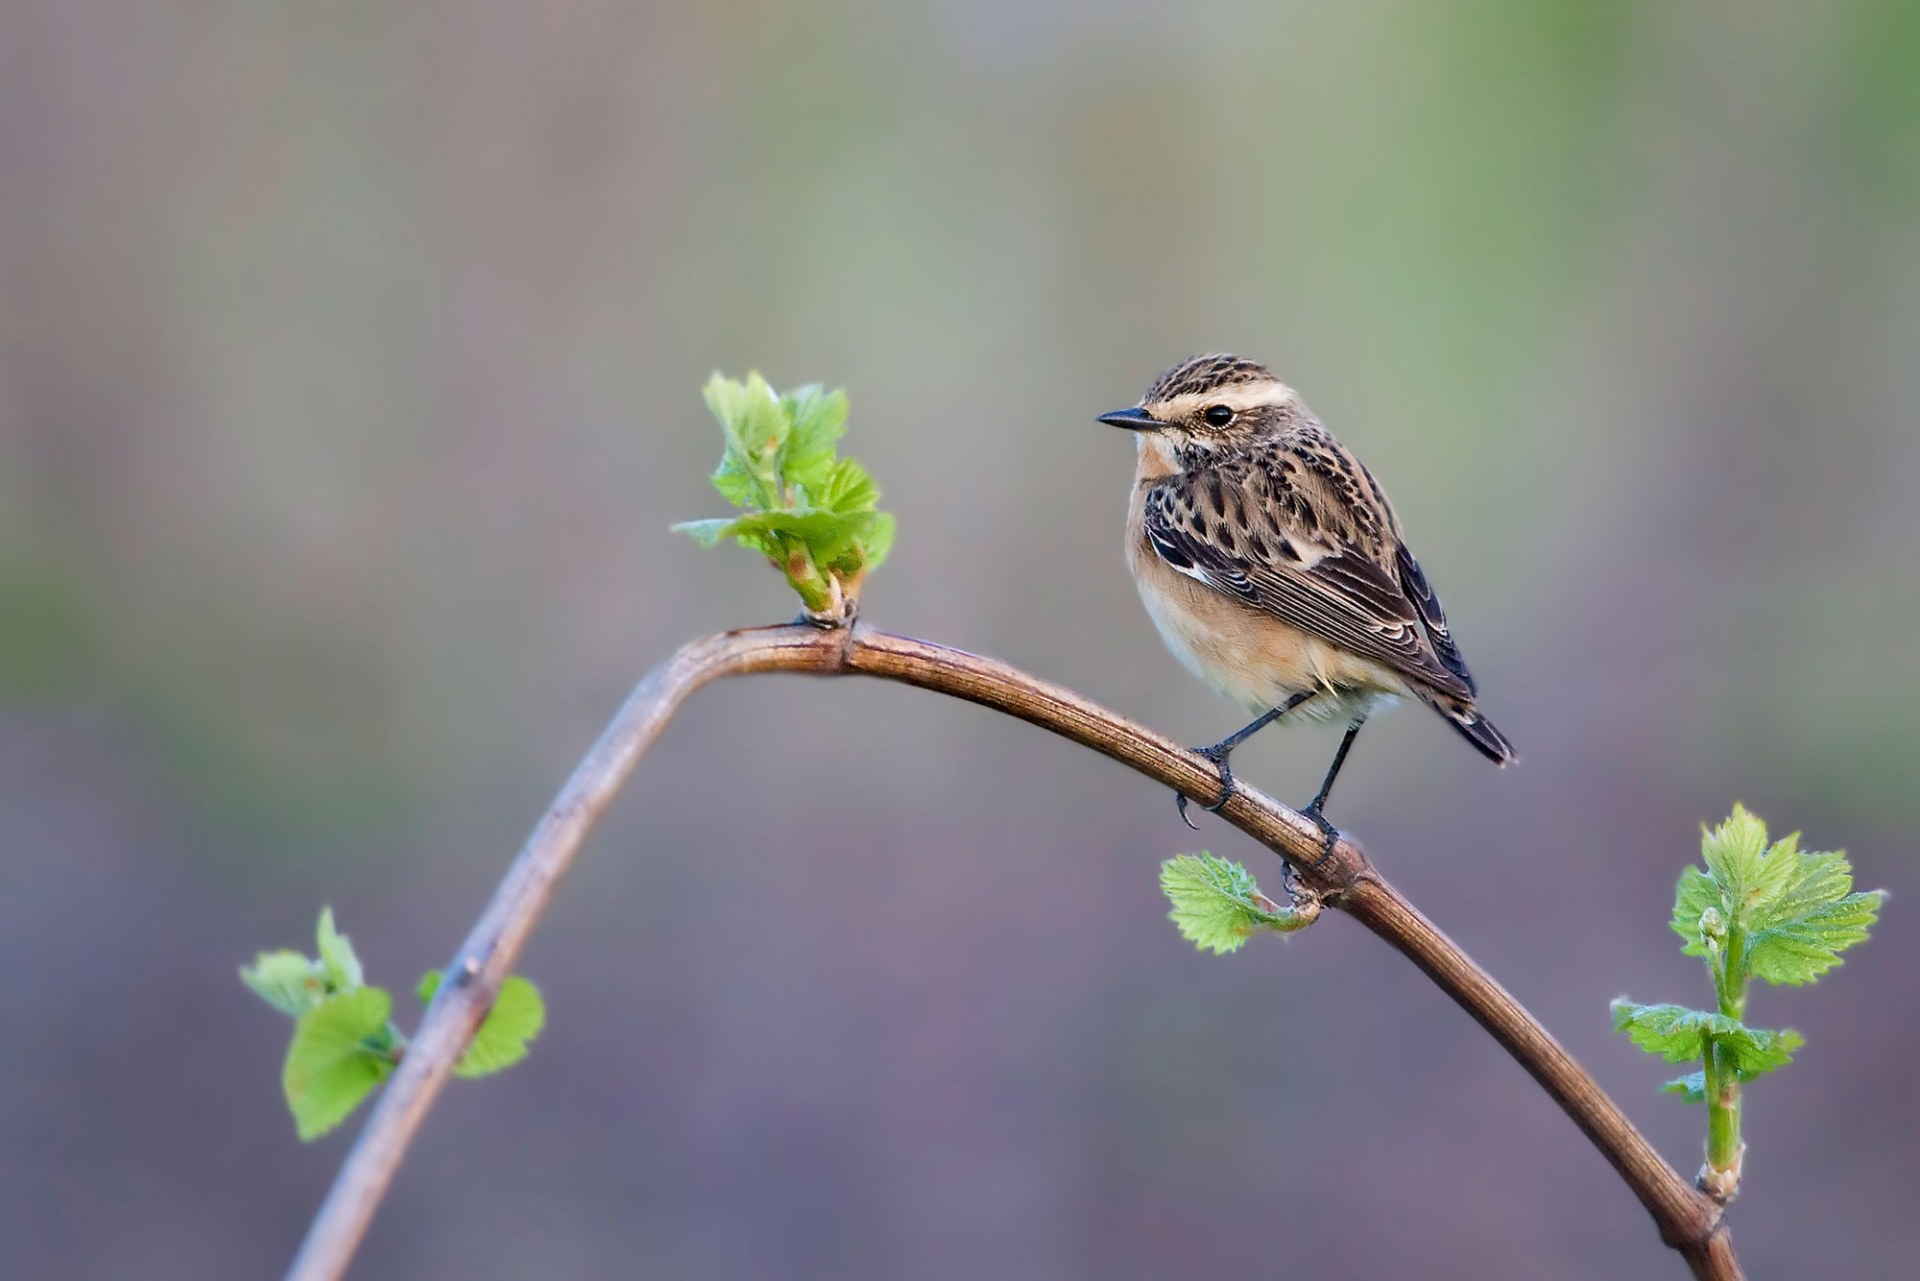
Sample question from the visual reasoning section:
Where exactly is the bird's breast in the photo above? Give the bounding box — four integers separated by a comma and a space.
1127, 494, 1405, 719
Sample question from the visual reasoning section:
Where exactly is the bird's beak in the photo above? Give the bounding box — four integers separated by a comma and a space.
1098, 407, 1164, 432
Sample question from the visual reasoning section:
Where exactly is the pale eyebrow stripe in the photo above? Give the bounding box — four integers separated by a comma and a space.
1155, 384, 1296, 417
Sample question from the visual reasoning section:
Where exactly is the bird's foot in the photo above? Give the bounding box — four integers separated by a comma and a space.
1301, 802, 1340, 864
1175, 743, 1238, 831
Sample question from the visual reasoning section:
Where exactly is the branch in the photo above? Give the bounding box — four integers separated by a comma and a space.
285, 624, 1739, 1280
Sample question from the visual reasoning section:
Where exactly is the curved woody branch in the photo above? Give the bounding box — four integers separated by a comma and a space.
285, 624, 1739, 1281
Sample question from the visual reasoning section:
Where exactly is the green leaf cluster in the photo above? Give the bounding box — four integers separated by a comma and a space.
673, 372, 894, 624
1613, 804, 1883, 1186
241, 910, 546, 1140
239, 907, 364, 1018
1671, 804, 1884, 986
1159, 853, 1317, 955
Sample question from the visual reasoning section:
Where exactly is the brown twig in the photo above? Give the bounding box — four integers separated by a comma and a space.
285, 623, 1739, 1281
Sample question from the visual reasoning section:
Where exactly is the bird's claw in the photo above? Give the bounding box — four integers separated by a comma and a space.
1302, 803, 1340, 864
1175, 745, 1236, 829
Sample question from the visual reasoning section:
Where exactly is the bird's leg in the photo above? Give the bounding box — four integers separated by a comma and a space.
1301, 719, 1365, 860
1176, 690, 1318, 830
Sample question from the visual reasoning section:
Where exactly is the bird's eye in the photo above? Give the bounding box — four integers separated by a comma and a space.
1203, 404, 1233, 427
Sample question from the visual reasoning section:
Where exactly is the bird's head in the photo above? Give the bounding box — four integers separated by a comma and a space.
1098, 354, 1299, 467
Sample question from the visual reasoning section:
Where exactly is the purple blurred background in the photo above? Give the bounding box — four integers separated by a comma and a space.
4, 2, 1917, 1277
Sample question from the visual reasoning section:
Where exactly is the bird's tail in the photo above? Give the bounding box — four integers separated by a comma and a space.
1421, 692, 1518, 766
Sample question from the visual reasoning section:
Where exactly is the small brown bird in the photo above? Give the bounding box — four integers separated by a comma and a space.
1101, 354, 1515, 838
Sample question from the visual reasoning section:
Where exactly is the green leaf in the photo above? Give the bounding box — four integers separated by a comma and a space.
1159, 853, 1311, 955
704, 371, 788, 460
1663, 1070, 1708, 1104
454, 976, 546, 1078
816, 456, 881, 514
1699, 804, 1769, 887
670, 518, 742, 548
284, 988, 396, 1141
241, 950, 328, 1018
701, 371, 750, 437
729, 509, 867, 563
315, 908, 364, 993
780, 384, 849, 490
856, 510, 896, 571
817, 511, 892, 574
1610, 1000, 1803, 1076
1724, 1025, 1804, 1078
416, 971, 546, 1077
1696, 803, 1794, 925
671, 515, 781, 557
679, 507, 868, 571
1743, 851, 1885, 986
707, 456, 761, 508
702, 372, 789, 507
1612, 1000, 1727, 1062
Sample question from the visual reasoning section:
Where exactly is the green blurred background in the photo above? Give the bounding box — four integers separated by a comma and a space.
5, 2, 1917, 1277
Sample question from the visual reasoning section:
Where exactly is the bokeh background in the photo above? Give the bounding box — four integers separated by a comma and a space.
5, 2, 1917, 1277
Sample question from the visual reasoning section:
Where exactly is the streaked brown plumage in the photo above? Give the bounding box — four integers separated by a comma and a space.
1101, 354, 1514, 832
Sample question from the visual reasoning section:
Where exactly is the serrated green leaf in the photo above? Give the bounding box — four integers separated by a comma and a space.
817, 456, 881, 514
703, 371, 785, 456
781, 385, 849, 490
1663, 1070, 1708, 1103
1747, 888, 1884, 985
284, 988, 395, 1141
856, 510, 895, 570
1730, 1025, 1805, 1077
1612, 1000, 1726, 1062
1159, 853, 1307, 955
1610, 1000, 1802, 1076
415, 971, 545, 1076
733, 373, 790, 463
1695, 804, 1788, 923
1162, 855, 1261, 955
241, 950, 328, 1018
454, 976, 546, 1078
1743, 847, 1884, 985
1700, 803, 1769, 885
702, 372, 789, 507
316, 908, 364, 993
708, 453, 761, 507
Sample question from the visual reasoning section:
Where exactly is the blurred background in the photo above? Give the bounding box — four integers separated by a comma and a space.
5, 2, 1917, 1277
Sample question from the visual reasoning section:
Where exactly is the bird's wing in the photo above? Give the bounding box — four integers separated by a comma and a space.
1394, 542, 1477, 696
1142, 455, 1475, 700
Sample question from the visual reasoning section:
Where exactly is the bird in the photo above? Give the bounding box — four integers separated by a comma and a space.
1100, 353, 1515, 844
